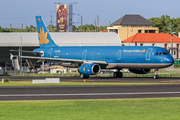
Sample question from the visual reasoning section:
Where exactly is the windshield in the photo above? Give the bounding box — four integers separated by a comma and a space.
156, 52, 169, 55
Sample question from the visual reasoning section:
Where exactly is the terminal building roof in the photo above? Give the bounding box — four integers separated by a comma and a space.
0, 32, 121, 47
123, 33, 180, 43
112, 14, 153, 26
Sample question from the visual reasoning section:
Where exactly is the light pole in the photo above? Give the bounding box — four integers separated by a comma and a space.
19, 36, 22, 73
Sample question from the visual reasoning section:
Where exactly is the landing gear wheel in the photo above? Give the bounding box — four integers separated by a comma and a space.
80, 74, 85, 79
153, 69, 159, 79
154, 75, 159, 79
119, 72, 123, 78
80, 74, 89, 79
113, 72, 123, 78
113, 72, 118, 78
85, 74, 89, 79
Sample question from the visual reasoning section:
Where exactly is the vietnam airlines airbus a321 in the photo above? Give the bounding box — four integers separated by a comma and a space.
20, 16, 174, 79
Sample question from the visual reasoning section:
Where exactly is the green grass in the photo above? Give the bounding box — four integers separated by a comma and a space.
0, 98, 180, 120
10, 73, 80, 77
8, 70, 180, 77
0, 81, 178, 86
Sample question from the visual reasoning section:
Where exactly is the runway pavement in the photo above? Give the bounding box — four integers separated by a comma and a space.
0, 76, 180, 83
0, 84, 180, 100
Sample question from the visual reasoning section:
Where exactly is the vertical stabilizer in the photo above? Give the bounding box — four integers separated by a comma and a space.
36, 16, 57, 48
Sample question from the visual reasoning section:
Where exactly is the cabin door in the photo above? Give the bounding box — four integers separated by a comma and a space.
82, 50, 87, 60
146, 48, 153, 60
48, 48, 53, 57
117, 50, 122, 60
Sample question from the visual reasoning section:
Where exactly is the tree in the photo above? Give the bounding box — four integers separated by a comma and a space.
148, 15, 180, 34
47, 25, 56, 32
72, 25, 77, 32
0, 24, 109, 33
167, 22, 176, 55
0, 26, 2, 32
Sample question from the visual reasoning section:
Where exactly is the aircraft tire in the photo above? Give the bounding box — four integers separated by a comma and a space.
80, 74, 89, 79
114, 72, 123, 78
85, 74, 89, 79
118, 72, 123, 78
154, 75, 159, 79
80, 74, 85, 79
113, 72, 118, 78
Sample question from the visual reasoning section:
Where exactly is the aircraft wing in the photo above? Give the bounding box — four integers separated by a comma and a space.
20, 56, 107, 64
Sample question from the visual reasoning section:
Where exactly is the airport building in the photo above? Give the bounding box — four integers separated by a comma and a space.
107, 15, 159, 41
0, 32, 121, 66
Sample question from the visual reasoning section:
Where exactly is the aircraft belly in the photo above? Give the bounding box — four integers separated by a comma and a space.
106, 63, 173, 69
106, 64, 118, 69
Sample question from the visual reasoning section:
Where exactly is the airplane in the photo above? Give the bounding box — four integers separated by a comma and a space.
17, 16, 174, 79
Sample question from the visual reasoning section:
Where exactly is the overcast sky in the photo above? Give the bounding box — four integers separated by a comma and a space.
0, 0, 180, 28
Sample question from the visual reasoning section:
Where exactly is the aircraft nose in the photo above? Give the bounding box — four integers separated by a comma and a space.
166, 56, 174, 64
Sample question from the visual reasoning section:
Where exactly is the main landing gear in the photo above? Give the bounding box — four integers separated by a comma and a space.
113, 70, 123, 78
154, 69, 159, 79
80, 74, 89, 79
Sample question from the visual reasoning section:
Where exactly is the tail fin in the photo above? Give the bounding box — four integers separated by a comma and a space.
36, 16, 57, 48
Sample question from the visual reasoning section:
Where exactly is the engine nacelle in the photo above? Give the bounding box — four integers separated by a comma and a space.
78, 63, 101, 75
129, 69, 151, 74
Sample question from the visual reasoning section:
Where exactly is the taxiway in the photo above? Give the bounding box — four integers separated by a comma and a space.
0, 84, 180, 100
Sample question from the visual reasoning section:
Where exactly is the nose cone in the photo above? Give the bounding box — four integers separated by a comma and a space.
166, 56, 174, 64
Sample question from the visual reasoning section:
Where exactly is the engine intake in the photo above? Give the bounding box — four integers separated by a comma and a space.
79, 63, 101, 75
129, 69, 151, 74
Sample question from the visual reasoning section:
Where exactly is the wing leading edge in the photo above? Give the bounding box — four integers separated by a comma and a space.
20, 56, 107, 64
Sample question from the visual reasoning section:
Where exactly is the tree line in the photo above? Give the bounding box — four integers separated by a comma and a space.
148, 15, 180, 34
0, 24, 108, 32
0, 25, 37, 32
0, 15, 179, 33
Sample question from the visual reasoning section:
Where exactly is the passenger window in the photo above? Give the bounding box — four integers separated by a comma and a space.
156, 52, 159, 55
159, 52, 162, 55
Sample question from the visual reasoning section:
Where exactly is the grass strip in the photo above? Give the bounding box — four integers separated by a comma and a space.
0, 81, 179, 86
0, 98, 180, 120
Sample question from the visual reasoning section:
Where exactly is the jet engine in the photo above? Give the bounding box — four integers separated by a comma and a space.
78, 63, 101, 75
129, 69, 151, 74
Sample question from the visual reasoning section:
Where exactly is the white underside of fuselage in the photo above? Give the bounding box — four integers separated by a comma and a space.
105, 63, 173, 69
60, 63, 173, 69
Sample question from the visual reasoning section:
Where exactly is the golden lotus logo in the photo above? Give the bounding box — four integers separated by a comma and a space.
83, 68, 85, 71
38, 27, 49, 44
142, 49, 145, 52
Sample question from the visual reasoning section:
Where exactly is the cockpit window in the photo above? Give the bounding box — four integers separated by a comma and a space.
156, 52, 169, 55
159, 52, 162, 55
163, 52, 168, 55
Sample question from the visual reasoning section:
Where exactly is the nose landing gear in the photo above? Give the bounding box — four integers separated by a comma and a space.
154, 69, 159, 79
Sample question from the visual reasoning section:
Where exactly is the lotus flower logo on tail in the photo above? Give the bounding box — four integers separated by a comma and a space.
38, 27, 49, 44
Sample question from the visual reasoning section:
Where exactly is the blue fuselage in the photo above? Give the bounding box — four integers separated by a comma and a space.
34, 46, 174, 69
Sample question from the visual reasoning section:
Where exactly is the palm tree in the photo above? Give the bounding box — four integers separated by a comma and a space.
167, 22, 176, 55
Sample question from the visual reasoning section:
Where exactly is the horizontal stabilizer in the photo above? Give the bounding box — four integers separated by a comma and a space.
10, 50, 43, 55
